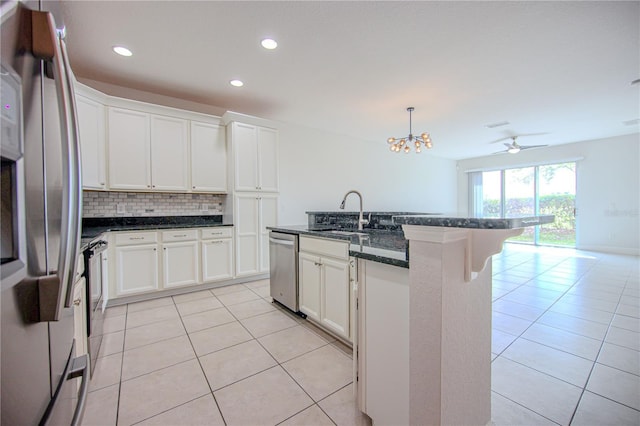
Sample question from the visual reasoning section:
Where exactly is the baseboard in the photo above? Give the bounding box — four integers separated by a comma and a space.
576, 244, 640, 256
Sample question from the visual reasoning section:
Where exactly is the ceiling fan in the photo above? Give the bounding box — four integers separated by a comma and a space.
491, 135, 548, 154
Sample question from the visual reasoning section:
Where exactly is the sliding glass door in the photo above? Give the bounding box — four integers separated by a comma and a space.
470, 162, 576, 247
538, 163, 576, 246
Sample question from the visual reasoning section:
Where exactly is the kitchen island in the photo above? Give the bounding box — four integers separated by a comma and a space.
272, 212, 553, 426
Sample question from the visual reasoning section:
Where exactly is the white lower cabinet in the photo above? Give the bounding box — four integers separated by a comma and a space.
234, 193, 277, 277
163, 241, 199, 288
110, 227, 234, 299
298, 236, 351, 342
73, 277, 87, 358
201, 227, 234, 282
115, 243, 159, 296
299, 252, 322, 321
356, 259, 410, 425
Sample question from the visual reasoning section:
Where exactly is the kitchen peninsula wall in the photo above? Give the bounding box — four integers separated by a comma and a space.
83, 191, 224, 218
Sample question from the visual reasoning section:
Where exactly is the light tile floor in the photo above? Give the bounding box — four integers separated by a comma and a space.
81, 244, 640, 425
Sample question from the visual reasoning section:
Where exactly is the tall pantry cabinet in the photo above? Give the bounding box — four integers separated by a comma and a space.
225, 115, 279, 278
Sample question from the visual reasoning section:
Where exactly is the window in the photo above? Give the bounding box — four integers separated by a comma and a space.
469, 162, 576, 247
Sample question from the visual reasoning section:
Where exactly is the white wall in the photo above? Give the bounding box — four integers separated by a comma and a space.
278, 122, 458, 225
456, 133, 640, 255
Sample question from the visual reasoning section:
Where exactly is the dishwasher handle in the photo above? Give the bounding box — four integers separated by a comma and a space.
269, 237, 295, 246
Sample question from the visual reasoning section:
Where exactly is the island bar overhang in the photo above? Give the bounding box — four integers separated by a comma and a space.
397, 214, 554, 426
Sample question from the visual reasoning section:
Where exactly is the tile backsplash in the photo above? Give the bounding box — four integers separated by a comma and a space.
83, 191, 225, 217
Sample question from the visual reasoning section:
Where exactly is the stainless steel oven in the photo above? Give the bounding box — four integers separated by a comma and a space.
83, 237, 107, 376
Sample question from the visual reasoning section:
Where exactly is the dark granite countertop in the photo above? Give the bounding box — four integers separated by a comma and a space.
267, 225, 409, 268
393, 214, 555, 229
82, 216, 232, 239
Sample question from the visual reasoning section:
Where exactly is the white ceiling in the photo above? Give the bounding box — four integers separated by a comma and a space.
58, 1, 639, 160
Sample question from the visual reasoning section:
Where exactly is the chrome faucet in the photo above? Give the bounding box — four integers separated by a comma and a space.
339, 190, 369, 230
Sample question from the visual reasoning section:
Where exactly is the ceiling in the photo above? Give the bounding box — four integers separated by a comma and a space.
58, 1, 639, 160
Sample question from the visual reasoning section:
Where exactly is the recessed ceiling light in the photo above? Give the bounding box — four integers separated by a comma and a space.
261, 38, 278, 50
113, 46, 132, 57
229, 79, 244, 87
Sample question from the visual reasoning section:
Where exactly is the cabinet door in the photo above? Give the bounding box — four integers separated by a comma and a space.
235, 195, 259, 276
72, 277, 87, 358
232, 122, 259, 191
191, 121, 226, 192
77, 96, 106, 190
202, 239, 233, 282
108, 108, 151, 190
321, 256, 351, 339
162, 241, 199, 288
115, 244, 158, 295
299, 252, 321, 322
257, 126, 278, 192
259, 195, 278, 273
150, 115, 189, 191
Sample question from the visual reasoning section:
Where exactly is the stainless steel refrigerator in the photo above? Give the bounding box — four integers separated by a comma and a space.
1, 1, 86, 425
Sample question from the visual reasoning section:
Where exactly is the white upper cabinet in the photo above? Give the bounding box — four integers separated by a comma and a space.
108, 108, 191, 192
150, 115, 189, 191
191, 121, 227, 192
73, 83, 225, 193
230, 122, 278, 192
257, 126, 278, 192
108, 107, 151, 190
77, 95, 106, 190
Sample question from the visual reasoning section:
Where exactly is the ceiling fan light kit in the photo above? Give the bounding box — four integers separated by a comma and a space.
387, 107, 433, 154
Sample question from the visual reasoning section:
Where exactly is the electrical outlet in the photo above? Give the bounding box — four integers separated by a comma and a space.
116, 203, 126, 214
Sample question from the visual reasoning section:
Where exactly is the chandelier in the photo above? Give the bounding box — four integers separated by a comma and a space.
387, 107, 433, 153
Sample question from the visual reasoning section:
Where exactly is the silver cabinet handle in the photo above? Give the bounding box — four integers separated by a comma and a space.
173, 234, 187, 238
73, 298, 81, 306
129, 237, 145, 240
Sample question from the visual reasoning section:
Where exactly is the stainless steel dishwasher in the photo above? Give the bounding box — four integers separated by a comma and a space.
269, 231, 300, 313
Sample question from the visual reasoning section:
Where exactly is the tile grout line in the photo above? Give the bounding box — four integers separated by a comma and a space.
567, 272, 640, 424
223, 284, 353, 425
173, 289, 229, 426
490, 250, 600, 423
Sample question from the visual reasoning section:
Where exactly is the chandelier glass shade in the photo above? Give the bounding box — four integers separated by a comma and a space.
387, 107, 433, 153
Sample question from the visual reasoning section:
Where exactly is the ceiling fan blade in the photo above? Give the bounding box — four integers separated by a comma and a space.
489, 132, 549, 144
520, 144, 548, 150
503, 142, 513, 148
490, 136, 515, 144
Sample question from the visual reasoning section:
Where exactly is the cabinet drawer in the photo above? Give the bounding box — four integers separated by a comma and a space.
115, 231, 158, 246
161, 229, 198, 242
300, 236, 349, 260
201, 227, 233, 239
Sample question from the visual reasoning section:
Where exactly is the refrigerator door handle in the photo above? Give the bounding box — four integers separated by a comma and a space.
58, 35, 82, 309
29, 10, 80, 320
68, 354, 89, 426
